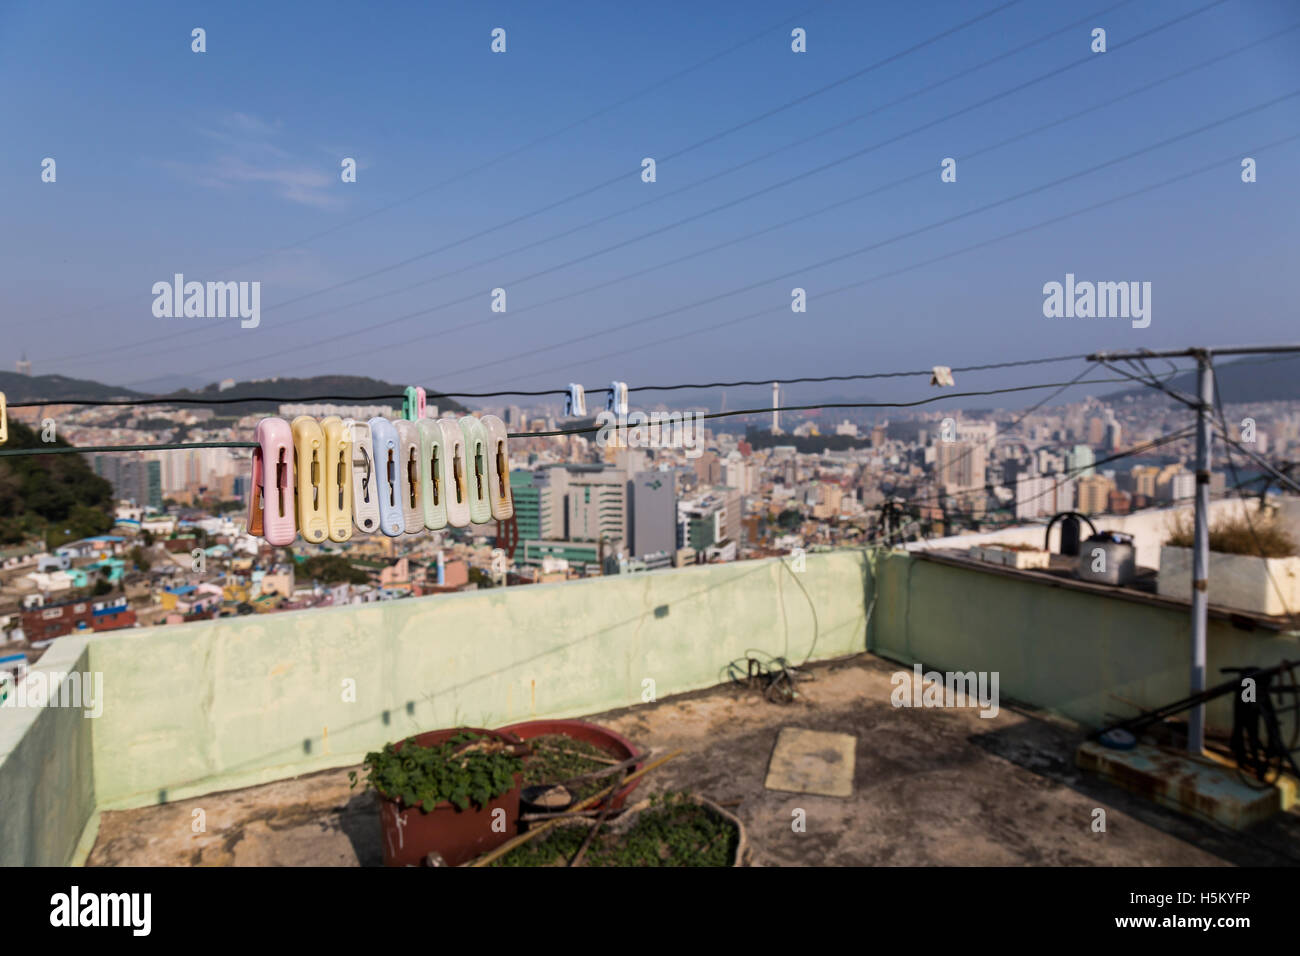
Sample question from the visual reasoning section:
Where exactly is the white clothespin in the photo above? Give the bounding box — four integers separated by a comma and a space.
481, 415, 513, 521
566, 384, 587, 417
608, 381, 629, 415
348, 420, 381, 534
394, 419, 423, 535
930, 366, 955, 387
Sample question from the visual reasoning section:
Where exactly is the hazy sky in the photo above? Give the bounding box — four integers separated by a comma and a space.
2, 0, 1297, 408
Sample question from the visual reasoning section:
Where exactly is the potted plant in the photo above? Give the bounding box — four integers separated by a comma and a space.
487, 791, 747, 867
498, 719, 644, 811
350, 727, 525, 866
1158, 511, 1300, 616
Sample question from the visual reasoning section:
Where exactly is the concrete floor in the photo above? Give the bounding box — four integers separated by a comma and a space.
86, 653, 1300, 866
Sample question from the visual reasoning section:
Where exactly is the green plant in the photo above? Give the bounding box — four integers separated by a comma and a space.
300, 554, 369, 585
490, 792, 736, 867
349, 732, 522, 812
521, 734, 620, 802
1167, 511, 1297, 558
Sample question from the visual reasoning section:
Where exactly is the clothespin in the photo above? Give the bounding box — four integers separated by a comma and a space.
566, 384, 587, 417
458, 416, 493, 525
320, 417, 353, 542
394, 420, 423, 535
437, 418, 472, 529
367, 418, 405, 537
348, 420, 380, 534
417, 419, 450, 531
930, 366, 955, 387
248, 418, 296, 546
291, 417, 329, 544
0, 392, 7, 445
608, 381, 629, 415
403, 386, 426, 422
481, 415, 513, 521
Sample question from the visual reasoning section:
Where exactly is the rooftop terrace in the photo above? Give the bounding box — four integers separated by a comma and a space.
4, 547, 1299, 866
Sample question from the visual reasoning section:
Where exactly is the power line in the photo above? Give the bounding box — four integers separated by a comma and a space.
498, 129, 1300, 387
35, 0, 832, 335
443, 95, 1300, 385
0, 374, 1133, 456
237, 0, 1225, 384
632, 354, 1093, 392
62, 0, 1023, 376
8, 349, 1117, 411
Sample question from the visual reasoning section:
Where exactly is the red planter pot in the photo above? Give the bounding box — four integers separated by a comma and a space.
497, 719, 643, 810
378, 727, 523, 867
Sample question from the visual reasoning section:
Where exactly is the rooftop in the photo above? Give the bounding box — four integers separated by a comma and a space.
84, 654, 1300, 867
3, 546, 1299, 867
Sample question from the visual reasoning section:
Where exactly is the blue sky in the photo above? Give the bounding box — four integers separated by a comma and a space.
1, 0, 1297, 406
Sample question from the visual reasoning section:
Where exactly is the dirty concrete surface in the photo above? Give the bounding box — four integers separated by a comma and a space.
86, 653, 1300, 866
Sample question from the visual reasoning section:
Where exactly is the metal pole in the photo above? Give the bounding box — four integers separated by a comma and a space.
1188, 351, 1214, 755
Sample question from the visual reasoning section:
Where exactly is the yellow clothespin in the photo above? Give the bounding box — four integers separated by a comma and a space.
291, 416, 329, 543
320, 417, 353, 542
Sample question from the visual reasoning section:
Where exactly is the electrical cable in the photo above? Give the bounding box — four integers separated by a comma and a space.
59, 0, 1021, 375
496, 132, 1300, 387
0, 374, 1134, 457
36, 0, 833, 335
270, 1, 1245, 384
455, 109, 1300, 387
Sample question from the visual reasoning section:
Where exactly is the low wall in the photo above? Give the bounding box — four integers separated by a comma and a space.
85, 551, 871, 814
0, 636, 96, 866
870, 550, 1300, 730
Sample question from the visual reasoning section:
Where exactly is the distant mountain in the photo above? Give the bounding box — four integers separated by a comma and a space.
162, 375, 466, 415
0, 372, 466, 415
1104, 354, 1300, 405
0, 371, 146, 403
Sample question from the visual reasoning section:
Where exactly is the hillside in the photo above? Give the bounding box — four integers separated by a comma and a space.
0, 371, 146, 404
0, 421, 115, 547
1, 372, 466, 416
1104, 354, 1300, 405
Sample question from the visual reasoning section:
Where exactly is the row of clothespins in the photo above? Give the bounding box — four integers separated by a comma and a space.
249, 411, 513, 546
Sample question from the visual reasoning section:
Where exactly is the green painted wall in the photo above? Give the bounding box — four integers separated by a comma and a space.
869, 551, 1300, 730
85, 552, 871, 814
0, 636, 96, 867
9, 546, 1299, 866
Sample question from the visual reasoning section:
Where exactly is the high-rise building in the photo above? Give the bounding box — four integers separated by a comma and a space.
677, 489, 738, 553
628, 471, 676, 561
1076, 474, 1114, 515
1129, 465, 1159, 498
510, 469, 558, 542
566, 467, 628, 544
92, 454, 162, 510
935, 442, 986, 494
1015, 474, 1076, 519
1066, 445, 1096, 478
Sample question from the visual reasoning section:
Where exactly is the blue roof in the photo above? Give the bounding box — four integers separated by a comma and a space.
166, 585, 197, 595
